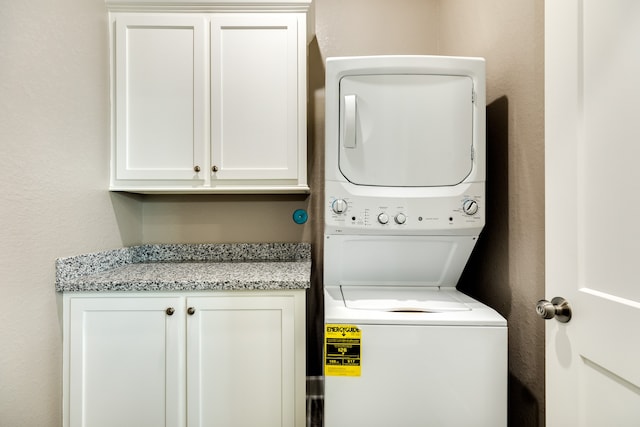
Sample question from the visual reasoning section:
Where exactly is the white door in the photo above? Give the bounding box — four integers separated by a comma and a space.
545, 1, 640, 425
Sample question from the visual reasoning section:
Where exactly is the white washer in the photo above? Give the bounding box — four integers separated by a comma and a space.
323, 56, 507, 427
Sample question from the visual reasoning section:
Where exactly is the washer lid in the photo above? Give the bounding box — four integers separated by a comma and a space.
342, 287, 471, 313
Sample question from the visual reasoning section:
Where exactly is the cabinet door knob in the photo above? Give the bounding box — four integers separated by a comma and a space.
193, 165, 201, 172
187, 307, 196, 315
212, 165, 219, 173
166, 307, 175, 316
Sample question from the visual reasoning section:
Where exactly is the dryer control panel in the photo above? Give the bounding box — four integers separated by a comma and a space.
325, 181, 484, 235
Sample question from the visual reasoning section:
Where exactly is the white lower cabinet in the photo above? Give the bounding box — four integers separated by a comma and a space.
63, 291, 305, 427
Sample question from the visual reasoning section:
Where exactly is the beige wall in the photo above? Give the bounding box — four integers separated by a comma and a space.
0, 0, 544, 425
142, 195, 312, 243
0, 1, 143, 424
313, 2, 545, 426
438, 2, 545, 426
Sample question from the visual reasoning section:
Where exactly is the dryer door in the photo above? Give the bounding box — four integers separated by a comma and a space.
338, 74, 474, 187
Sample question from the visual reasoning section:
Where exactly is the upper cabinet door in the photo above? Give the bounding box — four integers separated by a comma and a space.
210, 14, 302, 182
113, 14, 207, 182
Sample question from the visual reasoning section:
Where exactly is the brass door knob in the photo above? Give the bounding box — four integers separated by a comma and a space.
194, 165, 201, 172
187, 307, 196, 315
166, 307, 175, 316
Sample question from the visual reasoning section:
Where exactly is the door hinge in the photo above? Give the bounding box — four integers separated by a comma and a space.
472, 90, 477, 104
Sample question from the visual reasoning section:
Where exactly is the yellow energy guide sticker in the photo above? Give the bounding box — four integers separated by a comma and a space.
324, 324, 362, 376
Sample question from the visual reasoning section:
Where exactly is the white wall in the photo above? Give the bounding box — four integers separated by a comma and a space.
0, 1, 142, 424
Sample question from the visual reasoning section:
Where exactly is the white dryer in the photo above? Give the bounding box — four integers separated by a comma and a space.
323, 56, 507, 427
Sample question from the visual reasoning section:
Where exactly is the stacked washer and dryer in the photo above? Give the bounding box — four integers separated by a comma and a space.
323, 56, 507, 427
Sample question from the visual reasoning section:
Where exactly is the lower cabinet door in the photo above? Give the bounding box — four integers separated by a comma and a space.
65, 296, 185, 427
186, 295, 296, 427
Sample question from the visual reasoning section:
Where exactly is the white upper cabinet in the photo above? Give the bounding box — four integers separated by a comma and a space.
107, 1, 312, 193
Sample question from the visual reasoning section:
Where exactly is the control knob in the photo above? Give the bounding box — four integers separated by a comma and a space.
394, 213, 407, 224
377, 213, 389, 224
462, 199, 479, 216
332, 199, 347, 214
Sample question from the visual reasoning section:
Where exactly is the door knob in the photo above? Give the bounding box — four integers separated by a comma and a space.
536, 297, 572, 323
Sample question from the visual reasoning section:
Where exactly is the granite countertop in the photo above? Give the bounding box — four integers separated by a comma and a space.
56, 243, 311, 292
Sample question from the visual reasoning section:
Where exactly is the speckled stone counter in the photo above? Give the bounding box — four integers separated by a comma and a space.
56, 243, 311, 292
